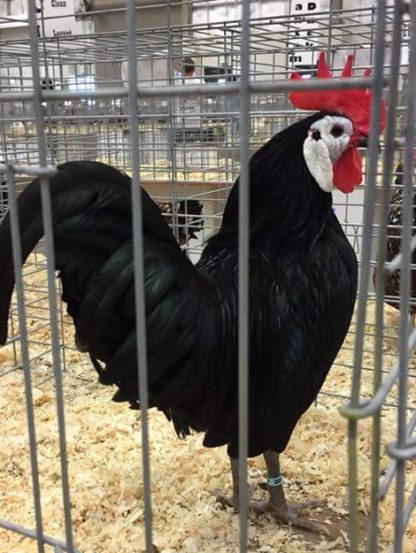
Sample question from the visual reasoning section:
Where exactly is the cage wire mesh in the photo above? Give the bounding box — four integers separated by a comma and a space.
0, 0, 415, 552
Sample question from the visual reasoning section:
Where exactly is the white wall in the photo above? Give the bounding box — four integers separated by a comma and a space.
193, 0, 286, 26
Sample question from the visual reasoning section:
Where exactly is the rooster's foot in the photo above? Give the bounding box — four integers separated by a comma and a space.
249, 497, 329, 534
212, 489, 238, 510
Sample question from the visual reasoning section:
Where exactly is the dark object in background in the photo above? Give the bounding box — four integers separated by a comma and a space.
41, 78, 54, 90
379, 163, 416, 319
182, 57, 195, 76
156, 199, 203, 246
203, 66, 236, 84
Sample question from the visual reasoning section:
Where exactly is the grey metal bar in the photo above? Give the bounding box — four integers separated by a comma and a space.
387, 482, 416, 553
0, 165, 57, 177
394, 481, 416, 551
125, 0, 153, 552
393, 1, 416, 546
388, 438, 416, 461
238, 0, 251, 551
0, 519, 79, 552
379, 409, 416, 499
0, 76, 383, 103
6, 166, 45, 553
165, 0, 179, 244
0, 109, 316, 123
26, 0, 75, 551
369, 1, 403, 550
340, 1, 387, 550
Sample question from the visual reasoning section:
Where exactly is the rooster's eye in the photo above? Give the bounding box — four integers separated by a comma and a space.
331, 125, 344, 137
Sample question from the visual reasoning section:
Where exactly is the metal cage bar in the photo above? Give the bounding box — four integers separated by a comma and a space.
341, 2, 387, 546
368, 0, 402, 539
125, 0, 154, 551
5, 165, 46, 553
27, 0, 74, 550
237, 1, 251, 551
393, 3, 416, 549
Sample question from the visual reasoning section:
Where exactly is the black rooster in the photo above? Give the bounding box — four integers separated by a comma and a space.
0, 53, 383, 532
156, 199, 203, 246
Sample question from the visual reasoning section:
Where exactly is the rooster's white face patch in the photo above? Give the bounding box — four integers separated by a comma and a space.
303, 115, 353, 193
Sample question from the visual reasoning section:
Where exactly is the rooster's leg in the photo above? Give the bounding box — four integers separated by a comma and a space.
212, 457, 241, 508
248, 450, 328, 534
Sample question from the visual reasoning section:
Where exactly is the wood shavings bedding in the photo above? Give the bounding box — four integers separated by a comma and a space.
0, 265, 416, 552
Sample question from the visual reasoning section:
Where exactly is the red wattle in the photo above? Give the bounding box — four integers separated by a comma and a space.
333, 147, 363, 193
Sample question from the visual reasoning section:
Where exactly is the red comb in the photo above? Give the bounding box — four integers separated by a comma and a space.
289, 52, 385, 136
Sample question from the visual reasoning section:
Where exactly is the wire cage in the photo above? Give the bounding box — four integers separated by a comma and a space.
0, 0, 415, 552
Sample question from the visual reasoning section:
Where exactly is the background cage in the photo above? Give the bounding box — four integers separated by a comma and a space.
0, 0, 415, 552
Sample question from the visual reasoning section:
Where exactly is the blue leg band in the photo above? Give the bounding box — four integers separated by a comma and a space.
267, 474, 284, 487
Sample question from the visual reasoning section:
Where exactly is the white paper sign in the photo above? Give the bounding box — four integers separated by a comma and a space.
289, 1, 326, 67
